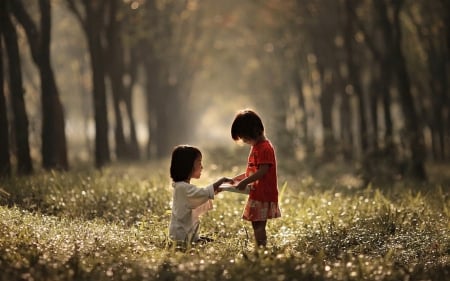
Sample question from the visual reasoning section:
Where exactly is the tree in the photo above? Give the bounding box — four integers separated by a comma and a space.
0, 0, 32, 175
139, 0, 206, 158
406, 1, 449, 161
105, 0, 140, 160
388, 0, 427, 180
344, 0, 428, 180
0, 27, 11, 177
11, 0, 68, 170
67, 0, 110, 168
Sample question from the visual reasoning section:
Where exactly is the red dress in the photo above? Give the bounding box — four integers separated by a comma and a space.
242, 140, 281, 221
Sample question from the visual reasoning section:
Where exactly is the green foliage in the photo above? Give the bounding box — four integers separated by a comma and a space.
0, 164, 449, 281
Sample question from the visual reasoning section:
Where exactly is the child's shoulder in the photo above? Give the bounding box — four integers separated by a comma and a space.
172, 181, 193, 188
258, 139, 274, 149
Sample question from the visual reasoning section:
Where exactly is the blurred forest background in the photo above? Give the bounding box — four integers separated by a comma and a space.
0, 0, 449, 183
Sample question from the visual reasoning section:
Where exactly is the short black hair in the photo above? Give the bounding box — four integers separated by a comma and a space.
231, 109, 264, 140
170, 145, 202, 182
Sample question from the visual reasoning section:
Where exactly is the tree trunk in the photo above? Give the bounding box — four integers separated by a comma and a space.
38, 0, 68, 170
67, 0, 110, 168
317, 64, 335, 160
122, 48, 140, 159
344, 0, 368, 158
105, 0, 128, 160
0, 29, 11, 177
368, 82, 379, 152
340, 89, 353, 161
14, 0, 68, 170
79, 1, 111, 168
444, 0, 450, 160
293, 69, 309, 158
391, 1, 427, 180
408, 1, 448, 161
381, 79, 394, 154
143, 57, 158, 159
87, 22, 110, 168
144, 55, 188, 159
154, 84, 180, 159
1, 1, 33, 175
364, 0, 396, 159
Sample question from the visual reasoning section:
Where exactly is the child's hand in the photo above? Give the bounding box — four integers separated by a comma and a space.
220, 177, 234, 184
236, 181, 247, 190
214, 177, 234, 194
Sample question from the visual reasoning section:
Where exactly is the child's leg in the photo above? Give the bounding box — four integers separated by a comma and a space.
251, 220, 267, 247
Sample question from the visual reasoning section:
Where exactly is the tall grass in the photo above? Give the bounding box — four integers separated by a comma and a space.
0, 163, 449, 281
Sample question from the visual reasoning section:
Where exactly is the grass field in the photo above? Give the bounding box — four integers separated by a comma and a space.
0, 159, 449, 281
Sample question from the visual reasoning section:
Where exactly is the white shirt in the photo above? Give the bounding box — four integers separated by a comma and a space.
169, 181, 214, 243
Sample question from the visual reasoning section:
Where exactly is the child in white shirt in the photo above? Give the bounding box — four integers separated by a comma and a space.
168, 145, 232, 248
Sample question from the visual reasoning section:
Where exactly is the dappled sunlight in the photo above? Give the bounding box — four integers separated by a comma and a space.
190, 94, 258, 147
335, 173, 365, 190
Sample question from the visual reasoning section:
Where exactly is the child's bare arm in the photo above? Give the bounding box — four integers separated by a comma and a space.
233, 173, 246, 181
236, 164, 270, 190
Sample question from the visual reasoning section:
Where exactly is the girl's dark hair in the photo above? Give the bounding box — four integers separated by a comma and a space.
231, 109, 264, 140
170, 145, 202, 182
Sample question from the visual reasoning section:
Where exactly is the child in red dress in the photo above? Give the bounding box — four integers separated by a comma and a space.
231, 109, 281, 247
